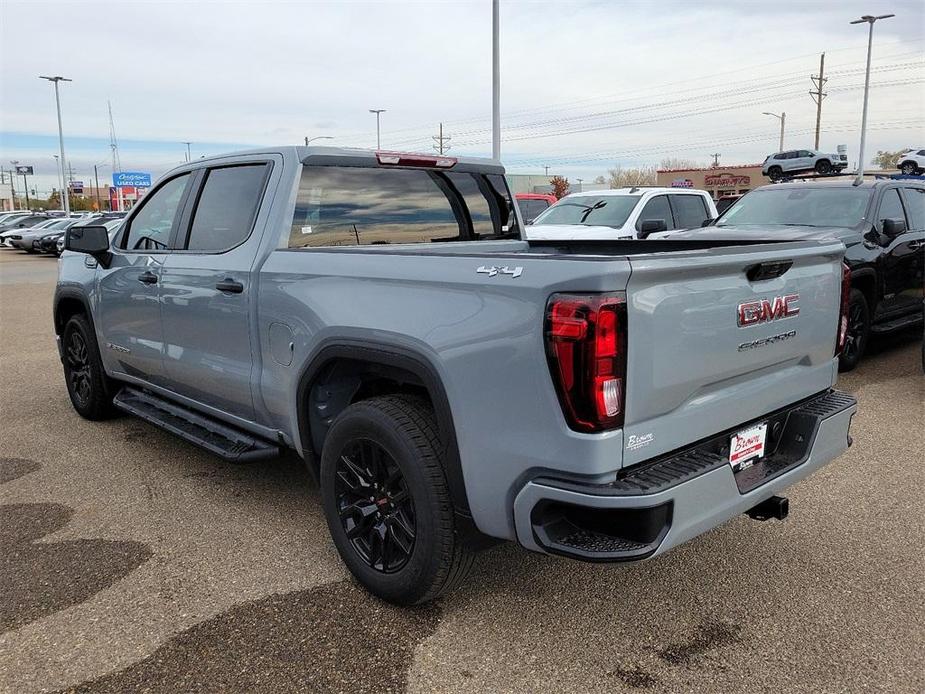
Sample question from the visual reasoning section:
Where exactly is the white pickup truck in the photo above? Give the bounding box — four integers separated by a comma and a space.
525, 187, 718, 241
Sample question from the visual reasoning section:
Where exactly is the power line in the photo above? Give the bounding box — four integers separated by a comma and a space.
332, 46, 922, 147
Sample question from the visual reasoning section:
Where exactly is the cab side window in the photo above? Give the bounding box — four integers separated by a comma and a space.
636, 195, 674, 231
901, 188, 924, 231
123, 174, 190, 251
877, 189, 907, 230
184, 164, 268, 252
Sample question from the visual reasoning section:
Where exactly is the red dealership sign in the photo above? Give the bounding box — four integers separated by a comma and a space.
705, 173, 750, 187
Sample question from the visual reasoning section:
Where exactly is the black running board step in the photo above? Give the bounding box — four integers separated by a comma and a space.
870, 314, 923, 334
113, 387, 280, 462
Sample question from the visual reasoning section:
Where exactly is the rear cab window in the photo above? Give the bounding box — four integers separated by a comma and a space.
288, 166, 518, 248
669, 194, 709, 229
184, 164, 269, 252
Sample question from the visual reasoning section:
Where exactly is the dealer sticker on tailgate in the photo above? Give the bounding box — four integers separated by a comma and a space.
729, 422, 767, 470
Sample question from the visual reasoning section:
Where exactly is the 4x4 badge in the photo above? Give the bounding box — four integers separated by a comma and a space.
477, 265, 523, 278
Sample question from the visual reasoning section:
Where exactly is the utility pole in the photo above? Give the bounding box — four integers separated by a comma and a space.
544, 165, 550, 176
432, 122, 451, 155
810, 53, 827, 150
9, 161, 19, 209
94, 164, 101, 211
492, 0, 501, 160
21, 170, 30, 209
710, 153, 721, 167
576, 177, 583, 192
182, 141, 192, 162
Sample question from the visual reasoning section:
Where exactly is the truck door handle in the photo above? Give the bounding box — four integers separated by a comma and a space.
909, 240, 924, 250
138, 271, 158, 285
216, 278, 244, 294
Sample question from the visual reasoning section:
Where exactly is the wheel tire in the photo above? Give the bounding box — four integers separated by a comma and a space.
320, 394, 474, 605
768, 166, 783, 181
838, 289, 870, 373
62, 315, 117, 420
900, 161, 917, 175
815, 159, 832, 175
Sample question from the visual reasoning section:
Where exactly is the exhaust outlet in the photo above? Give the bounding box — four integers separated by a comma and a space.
746, 495, 789, 521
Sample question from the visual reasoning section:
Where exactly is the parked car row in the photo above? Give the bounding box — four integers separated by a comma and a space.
0, 212, 124, 257
522, 177, 924, 372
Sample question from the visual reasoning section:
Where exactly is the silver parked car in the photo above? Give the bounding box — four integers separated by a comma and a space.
9, 218, 81, 252
761, 149, 848, 180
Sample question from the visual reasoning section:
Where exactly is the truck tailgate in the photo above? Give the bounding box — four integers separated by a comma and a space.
621, 239, 845, 467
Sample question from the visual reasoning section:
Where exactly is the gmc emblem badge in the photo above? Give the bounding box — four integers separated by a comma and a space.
737, 294, 800, 327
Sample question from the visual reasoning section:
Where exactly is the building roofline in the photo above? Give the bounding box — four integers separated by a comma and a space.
657, 164, 764, 173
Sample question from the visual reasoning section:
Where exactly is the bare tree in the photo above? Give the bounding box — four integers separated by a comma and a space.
871, 150, 906, 170
658, 157, 702, 170
607, 165, 656, 189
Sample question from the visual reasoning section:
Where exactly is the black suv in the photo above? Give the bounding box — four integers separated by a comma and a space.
695, 180, 924, 371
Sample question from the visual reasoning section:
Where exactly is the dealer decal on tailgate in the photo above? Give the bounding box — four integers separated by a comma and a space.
729, 422, 768, 471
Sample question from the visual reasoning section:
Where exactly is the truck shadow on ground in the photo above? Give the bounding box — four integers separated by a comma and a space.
0, 459, 153, 633
56, 581, 440, 694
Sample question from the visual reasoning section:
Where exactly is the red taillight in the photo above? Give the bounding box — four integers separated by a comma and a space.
545, 293, 627, 432
376, 151, 457, 168
836, 263, 851, 356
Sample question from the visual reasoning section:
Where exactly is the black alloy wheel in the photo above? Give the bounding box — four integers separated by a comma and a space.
815, 159, 832, 175
900, 161, 917, 175
335, 439, 416, 573
768, 166, 783, 180
839, 289, 869, 372
65, 329, 93, 407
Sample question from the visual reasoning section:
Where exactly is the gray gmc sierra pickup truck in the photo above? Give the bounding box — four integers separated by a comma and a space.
56, 146, 857, 604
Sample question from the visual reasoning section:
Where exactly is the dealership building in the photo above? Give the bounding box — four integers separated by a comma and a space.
656, 164, 771, 199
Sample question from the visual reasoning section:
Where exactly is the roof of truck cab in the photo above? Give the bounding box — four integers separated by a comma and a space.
563, 187, 710, 197
753, 179, 923, 192
178, 146, 505, 174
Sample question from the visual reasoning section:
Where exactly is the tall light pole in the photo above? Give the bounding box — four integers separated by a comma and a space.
492, 0, 501, 160
851, 13, 894, 184
39, 76, 72, 215
53, 154, 65, 211
369, 109, 386, 149
762, 112, 786, 151
182, 141, 192, 162
304, 135, 334, 146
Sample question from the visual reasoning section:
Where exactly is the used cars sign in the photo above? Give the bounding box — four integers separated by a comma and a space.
112, 171, 152, 187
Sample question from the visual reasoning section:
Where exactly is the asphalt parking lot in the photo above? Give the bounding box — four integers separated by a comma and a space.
1, 250, 923, 694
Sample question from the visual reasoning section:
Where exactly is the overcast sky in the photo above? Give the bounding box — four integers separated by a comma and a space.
1, 0, 923, 195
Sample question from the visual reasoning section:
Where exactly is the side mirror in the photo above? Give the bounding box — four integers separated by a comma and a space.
881, 218, 906, 238
637, 219, 668, 239
65, 225, 111, 265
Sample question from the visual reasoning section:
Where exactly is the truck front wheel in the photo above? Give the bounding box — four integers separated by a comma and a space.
62, 315, 117, 420
319, 394, 474, 605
